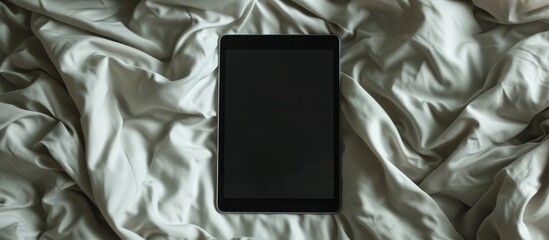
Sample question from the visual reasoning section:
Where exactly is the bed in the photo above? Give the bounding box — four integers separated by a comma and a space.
1, 0, 548, 239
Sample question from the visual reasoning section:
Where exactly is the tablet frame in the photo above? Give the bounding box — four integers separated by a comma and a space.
216, 35, 340, 213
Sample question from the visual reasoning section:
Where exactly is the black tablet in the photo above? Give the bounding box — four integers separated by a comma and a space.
217, 35, 340, 213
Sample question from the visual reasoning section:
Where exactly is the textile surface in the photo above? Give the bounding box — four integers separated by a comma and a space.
1, 0, 549, 239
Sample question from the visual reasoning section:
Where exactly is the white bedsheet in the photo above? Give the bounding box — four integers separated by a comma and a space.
1, 0, 549, 239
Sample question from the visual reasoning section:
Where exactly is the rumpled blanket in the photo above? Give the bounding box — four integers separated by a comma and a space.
1, 0, 549, 239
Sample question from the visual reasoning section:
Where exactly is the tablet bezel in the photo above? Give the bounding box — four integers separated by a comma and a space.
217, 35, 340, 213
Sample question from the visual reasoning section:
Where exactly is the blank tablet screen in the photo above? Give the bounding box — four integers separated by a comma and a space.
217, 35, 339, 213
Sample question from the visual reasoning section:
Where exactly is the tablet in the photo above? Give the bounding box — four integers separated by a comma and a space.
217, 35, 340, 213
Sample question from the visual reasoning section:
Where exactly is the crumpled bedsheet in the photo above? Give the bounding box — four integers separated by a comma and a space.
1, 0, 549, 239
